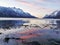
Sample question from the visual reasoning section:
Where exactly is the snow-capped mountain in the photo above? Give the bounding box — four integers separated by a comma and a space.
44, 10, 60, 19
0, 6, 36, 18
0, 6, 37, 29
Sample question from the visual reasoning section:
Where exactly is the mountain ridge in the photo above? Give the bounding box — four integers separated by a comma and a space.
0, 6, 37, 18
43, 10, 60, 19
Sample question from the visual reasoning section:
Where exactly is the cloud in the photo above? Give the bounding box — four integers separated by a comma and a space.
38, 0, 60, 3
15, 0, 36, 8
15, 0, 60, 10
14, 0, 60, 18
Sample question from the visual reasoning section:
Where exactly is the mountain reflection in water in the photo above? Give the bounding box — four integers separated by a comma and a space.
0, 19, 60, 45
0, 18, 59, 29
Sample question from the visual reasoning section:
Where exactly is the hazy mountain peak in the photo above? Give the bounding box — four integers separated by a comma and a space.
44, 10, 60, 19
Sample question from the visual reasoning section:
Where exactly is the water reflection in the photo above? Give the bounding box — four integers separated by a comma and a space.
0, 19, 60, 29
0, 19, 60, 45
0, 20, 29, 29
56, 20, 60, 29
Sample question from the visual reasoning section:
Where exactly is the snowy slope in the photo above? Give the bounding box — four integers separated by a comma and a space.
0, 6, 36, 18
44, 10, 60, 19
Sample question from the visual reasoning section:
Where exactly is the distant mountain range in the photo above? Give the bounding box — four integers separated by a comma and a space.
0, 6, 36, 18
43, 10, 60, 19
0, 6, 37, 29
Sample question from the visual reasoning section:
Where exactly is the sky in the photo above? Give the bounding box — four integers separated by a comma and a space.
0, 0, 60, 18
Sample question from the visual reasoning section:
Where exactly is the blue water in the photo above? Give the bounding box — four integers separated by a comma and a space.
0, 18, 60, 45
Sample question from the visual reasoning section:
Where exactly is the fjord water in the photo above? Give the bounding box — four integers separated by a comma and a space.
0, 18, 60, 45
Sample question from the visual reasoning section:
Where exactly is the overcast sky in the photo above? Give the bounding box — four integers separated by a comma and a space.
0, 0, 60, 18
